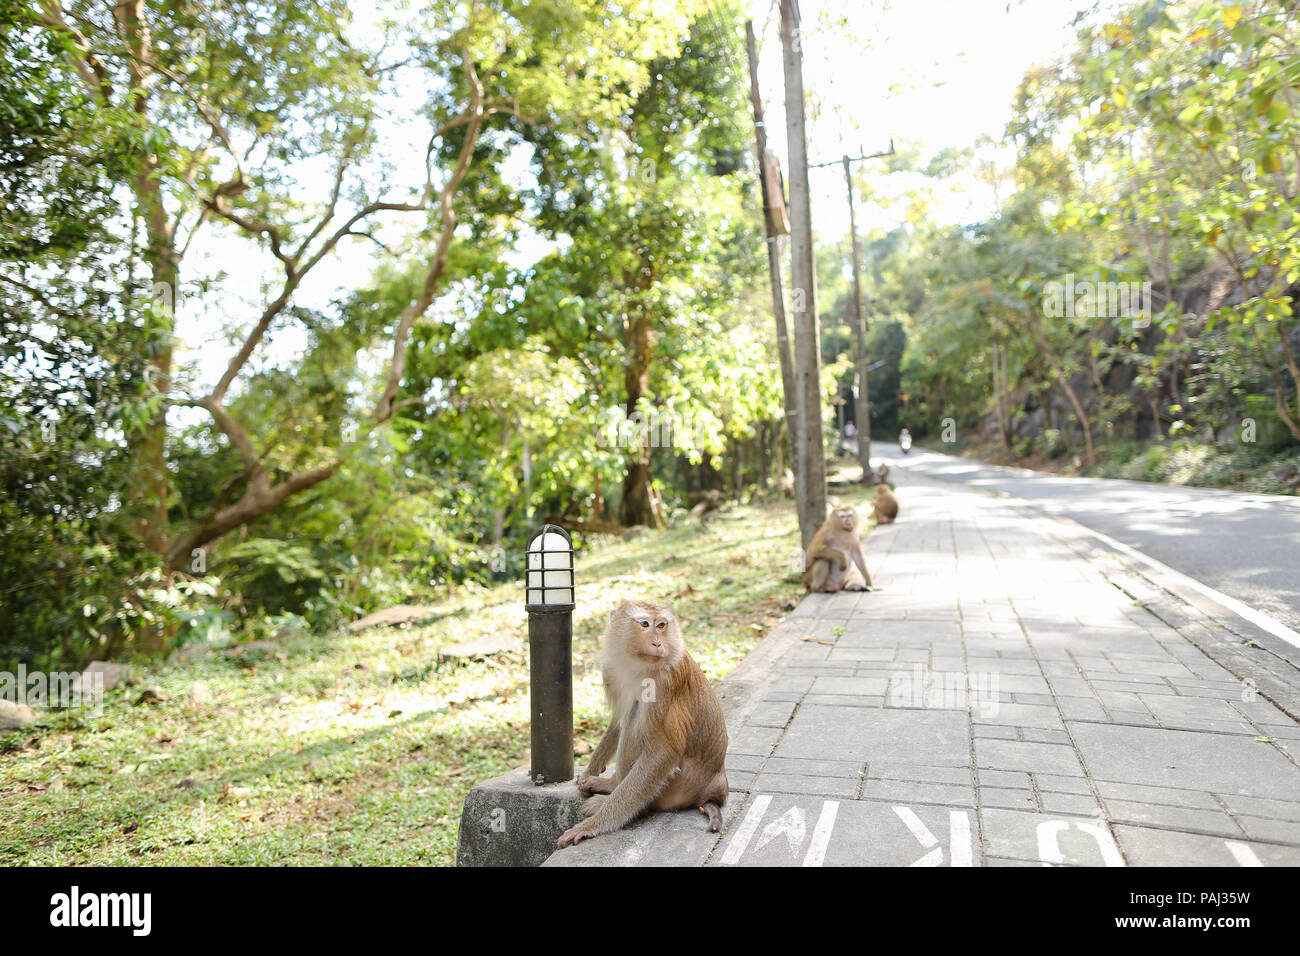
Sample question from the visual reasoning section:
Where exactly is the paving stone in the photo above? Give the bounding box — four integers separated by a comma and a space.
866, 763, 972, 785
990, 675, 1051, 694
1008, 692, 1057, 707
1137, 695, 1257, 732
728, 725, 782, 756
763, 757, 863, 778
743, 701, 798, 728
1093, 780, 1221, 809
725, 770, 756, 793
811, 676, 893, 697
1070, 723, 1300, 799
1096, 690, 1148, 710
1235, 815, 1300, 845
769, 676, 814, 694
725, 752, 764, 773
858, 779, 975, 807
1166, 679, 1247, 698
776, 705, 972, 766
973, 725, 1019, 740
1045, 677, 1093, 697
975, 739, 1085, 776
751, 772, 860, 798
1033, 773, 1093, 795
1112, 825, 1300, 866
978, 769, 1032, 790
972, 702, 1064, 729
1021, 728, 1072, 745
1232, 699, 1294, 722
1090, 678, 1174, 694
1039, 792, 1103, 816
1106, 658, 1196, 678
827, 647, 900, 662
1214, 792, 1300, 823
1106, 709, 1161, 728
980, 787, 1039, 811
1057, 697, 1108, 722
1103, 800, 1243, 839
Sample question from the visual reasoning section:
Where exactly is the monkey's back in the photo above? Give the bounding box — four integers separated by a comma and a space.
664, 651, 728, 768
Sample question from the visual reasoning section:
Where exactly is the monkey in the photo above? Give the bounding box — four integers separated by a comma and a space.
556, 600, 729, 849
777, 468, 795, 498
801, 504, 873, 593
873, 462, 889, 485
873, 482, 899, 524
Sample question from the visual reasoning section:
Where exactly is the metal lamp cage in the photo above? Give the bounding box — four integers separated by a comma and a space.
524, 524, 575, 613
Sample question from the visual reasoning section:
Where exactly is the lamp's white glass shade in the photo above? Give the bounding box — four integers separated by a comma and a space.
526, 530, 573, 605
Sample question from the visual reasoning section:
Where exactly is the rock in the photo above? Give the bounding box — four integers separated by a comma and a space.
177, 777, 198, 789
348, 604, 441, 633
621, 525, 648, 541
438, 634, 524, 660
134, 687, 171, 706
74, 661, 133, 692
574, 740, 592, 756
189, 681, 211, 705
0, 700, 35, 730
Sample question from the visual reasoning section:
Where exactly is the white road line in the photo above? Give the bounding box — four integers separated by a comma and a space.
894, 805, 944, 866
1079, 527, 1300, 651
949, 811, 973, 867
1225, 840, 1264, 867
720, 794, 771, 866
755, 805, 806, 856
1038, 820, 1125, 867
893, 805, 938, 848
802, 801, 839, 867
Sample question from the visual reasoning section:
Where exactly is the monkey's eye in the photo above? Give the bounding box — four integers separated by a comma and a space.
655, 621, 666, 630
638, 620, 649, 629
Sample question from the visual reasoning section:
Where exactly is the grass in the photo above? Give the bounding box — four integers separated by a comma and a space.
0, 489, 879, 867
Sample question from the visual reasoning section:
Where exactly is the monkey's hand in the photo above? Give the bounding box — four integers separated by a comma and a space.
577, 774, 616, 795
579, 795, 607, 818
557, 819, 599, 849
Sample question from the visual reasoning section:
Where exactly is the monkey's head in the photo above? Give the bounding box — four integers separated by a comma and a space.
874, 484, 891, 499
830, 506, 859, 531
608, 600, 684, 668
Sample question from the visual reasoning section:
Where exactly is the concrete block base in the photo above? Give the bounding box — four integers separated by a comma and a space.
456, 767, 583, 867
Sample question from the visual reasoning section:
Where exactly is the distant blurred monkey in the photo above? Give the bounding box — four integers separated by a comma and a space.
802, 505, 872, 592
873, 483, 899, 524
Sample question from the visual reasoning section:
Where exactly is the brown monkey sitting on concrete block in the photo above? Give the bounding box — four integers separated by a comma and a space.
557, 600, 728, 848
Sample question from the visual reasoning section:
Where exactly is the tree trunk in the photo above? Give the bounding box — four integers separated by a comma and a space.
746, 21, 801, 508
781, 0, 827, 549
620, 282, 658, 527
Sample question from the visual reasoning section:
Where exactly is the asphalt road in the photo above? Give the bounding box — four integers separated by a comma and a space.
868, 441, 1300, 636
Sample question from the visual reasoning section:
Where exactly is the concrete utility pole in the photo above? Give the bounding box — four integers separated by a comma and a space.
812, 141, 894, 482
780, 0, 826, 550
744, 20, 800, 505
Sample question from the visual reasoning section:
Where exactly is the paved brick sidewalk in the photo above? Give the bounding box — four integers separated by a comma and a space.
547, 468, 1300, 866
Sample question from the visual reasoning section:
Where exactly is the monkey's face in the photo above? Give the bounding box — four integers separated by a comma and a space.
625, 604, 675, 663
833, 507, 858, 531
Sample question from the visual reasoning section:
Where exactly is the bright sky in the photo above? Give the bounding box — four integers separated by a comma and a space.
177, 0, 1107, 393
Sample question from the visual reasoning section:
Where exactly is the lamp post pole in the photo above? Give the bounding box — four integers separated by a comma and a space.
524, 525, 575, 784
